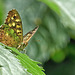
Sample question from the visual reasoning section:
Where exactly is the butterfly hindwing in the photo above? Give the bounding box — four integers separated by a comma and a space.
17, 26, 39, 50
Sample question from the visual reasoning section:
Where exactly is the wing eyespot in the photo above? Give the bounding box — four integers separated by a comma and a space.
13, 16, 16, 19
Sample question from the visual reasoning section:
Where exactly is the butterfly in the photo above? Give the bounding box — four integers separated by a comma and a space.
0, 9, 39, 51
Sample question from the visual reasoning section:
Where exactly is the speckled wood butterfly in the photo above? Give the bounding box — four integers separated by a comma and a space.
0, 9, 39, 50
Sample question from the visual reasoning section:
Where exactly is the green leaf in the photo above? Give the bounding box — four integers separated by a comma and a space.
1, 43, 45, 75
40, 0, 75, 39
0, 0, 4, 25
0, 43, 31, 75
39, 0, 61, 15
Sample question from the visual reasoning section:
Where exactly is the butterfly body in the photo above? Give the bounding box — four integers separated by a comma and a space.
0, 9, 39, 50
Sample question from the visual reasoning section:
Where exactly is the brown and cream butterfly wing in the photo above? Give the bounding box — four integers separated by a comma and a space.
5, 9, 23, 42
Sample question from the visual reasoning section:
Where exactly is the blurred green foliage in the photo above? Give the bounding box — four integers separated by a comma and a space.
0, 0, 75, 75
0, 0, 4, 25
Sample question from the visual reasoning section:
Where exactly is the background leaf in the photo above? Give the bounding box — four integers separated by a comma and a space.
44, 59, 75, 75
1, 0, 75, 75
0, 0, 5, 25
40, 0, 75, 39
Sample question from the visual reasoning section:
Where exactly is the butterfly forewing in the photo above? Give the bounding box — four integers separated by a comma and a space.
5, 9, 23, 42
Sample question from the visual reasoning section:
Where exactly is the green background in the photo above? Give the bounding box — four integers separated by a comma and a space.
0, 0, 75, 75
